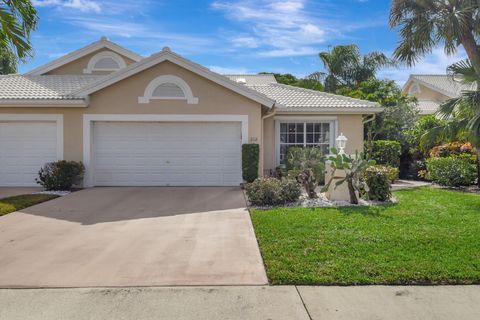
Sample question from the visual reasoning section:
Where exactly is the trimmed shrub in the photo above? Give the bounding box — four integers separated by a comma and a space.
245, 178, 302, 206
364, 166, 392, 201
369, 140, 401, 168
242, 144, 259, 183
36, 161, 84, 191
426, 156, 476, 187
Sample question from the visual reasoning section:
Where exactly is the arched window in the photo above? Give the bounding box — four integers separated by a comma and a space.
83, 51, 127, 74
138, 75, 199, 104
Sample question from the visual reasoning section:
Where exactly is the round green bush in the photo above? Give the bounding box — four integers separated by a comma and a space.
368, 140, 401, 168
245, 178, 302, 206
364, 166, 392, 201
36, 161, 85, 191
426, 156, 476, 187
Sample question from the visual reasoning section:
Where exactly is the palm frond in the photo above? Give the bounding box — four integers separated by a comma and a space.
447, 59, 477, 83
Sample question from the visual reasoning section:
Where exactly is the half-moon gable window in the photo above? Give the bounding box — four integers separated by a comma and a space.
83, 51, 127, 74
94, 57, 120, 70
152, 82, 185, 98
138, 75, 199, 104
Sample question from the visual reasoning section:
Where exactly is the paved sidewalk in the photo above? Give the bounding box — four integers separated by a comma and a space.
392, 179, 431, 190
1, 285, 479, 320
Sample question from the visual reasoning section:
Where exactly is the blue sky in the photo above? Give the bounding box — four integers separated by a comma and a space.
24, 0, 466, 85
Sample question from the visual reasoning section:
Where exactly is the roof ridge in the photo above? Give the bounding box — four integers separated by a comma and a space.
271, 83, 379, 106
412, 74, 449, 76
71, 49, 275, 107
223, 73, 275, 76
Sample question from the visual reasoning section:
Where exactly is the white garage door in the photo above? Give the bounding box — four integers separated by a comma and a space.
92, 122, 242, 186
0, 122, 58, 186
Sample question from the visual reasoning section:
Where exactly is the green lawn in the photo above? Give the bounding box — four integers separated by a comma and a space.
250, 187, 480, 285
0, 194, 59, 216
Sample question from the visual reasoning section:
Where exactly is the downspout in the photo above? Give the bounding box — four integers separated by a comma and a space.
260, 105, 277, 177
363, 114, 376, 158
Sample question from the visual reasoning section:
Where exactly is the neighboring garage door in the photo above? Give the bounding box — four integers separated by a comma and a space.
92, 122, 242, 186
0, 122, 58, 186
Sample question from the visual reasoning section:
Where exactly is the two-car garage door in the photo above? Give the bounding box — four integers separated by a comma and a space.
92, 122, 242, 186
0, 120, 243, 187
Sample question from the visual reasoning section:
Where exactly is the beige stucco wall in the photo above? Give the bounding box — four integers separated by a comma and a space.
45, 49, 137, 75
405, 82, 451, 102
262, 114, 365, 172
0, 61, 263, 170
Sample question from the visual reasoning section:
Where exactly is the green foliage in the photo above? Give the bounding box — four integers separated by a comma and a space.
286, 147, 325, 199
371, 165, 399, 183
364, 166, 392, 201
272, 73, 324, 91
390, 0, 480, 69
318, 44, 393, 92
341, 79, 418, 147
420, 59, 480, 186
0, 0, 38, 61
369, 140, 401, 168
36, 161, 85, 191
245, 178, 302, 206
426, 156, 477, 187
242, 144, 259, 183
323, 148, 375, 204
0, 50, 17, 74
406, 115, 447, 156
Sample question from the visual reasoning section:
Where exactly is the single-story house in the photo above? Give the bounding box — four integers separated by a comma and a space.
402, 74, 475, 115
0, 37, 382, 187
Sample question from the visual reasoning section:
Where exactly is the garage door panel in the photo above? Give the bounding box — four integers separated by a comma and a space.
0, 122, 58, 186
93, 122, 242, 186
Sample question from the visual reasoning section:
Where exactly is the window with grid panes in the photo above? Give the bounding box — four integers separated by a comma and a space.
278, 122, 332, 164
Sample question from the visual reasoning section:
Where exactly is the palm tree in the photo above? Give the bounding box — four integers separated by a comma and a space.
318, 44, 391, 92
423, 59, 480, 186
390, 0, 480, 186
390, 0, 480, 76
0, 0, 38, 64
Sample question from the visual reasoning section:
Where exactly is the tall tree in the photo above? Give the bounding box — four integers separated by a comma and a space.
0, 0, 38, 68
390, 0, 480, 186
318, 44, 392, 92
390, 0, 480, 76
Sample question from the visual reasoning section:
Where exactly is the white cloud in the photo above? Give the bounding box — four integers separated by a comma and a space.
33, 0, 101, 13
208, 65, 250, 74
212, 0, 328, 57
230, 36, 260, 48
258, 46, 320, 57
380, 47, 467, 86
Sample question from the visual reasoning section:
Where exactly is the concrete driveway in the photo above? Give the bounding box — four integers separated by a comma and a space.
0, 187, 267, 287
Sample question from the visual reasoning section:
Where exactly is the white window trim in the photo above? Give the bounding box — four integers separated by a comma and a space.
83, 51, 127, 74
0, 114, 64, 160
138, 74, 199, 104
274, 117, 337, 166
82, 114, 248, 187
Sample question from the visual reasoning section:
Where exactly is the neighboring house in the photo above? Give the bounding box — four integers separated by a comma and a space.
402, 74, 476, 115
0, 37, 382, 187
